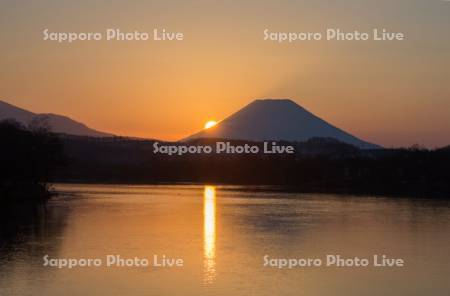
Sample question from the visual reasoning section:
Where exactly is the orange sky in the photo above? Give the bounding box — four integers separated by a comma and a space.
1, 0, 449, 147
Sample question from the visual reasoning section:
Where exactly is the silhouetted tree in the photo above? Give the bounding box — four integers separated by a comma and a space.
0, 119, 64, 202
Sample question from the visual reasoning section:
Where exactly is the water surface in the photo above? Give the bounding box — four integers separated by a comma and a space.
0, 184, 449, 295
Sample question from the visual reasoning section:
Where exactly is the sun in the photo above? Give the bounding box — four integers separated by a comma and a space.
204, 120, 217, 129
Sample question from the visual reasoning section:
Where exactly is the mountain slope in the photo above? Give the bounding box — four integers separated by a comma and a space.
184, 99, 380, 149
0, 100, 113, 137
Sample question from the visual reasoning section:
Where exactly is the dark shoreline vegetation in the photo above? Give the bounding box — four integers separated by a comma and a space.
57, 135, 450, 198
1, 119, 450, 202
0, 120, 64, 203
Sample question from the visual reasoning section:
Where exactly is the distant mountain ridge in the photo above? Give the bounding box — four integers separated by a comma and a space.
185, 99, 380, 149
0, 100, 113, 137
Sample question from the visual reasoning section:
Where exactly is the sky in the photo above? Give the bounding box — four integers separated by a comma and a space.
0, 0, 449, 148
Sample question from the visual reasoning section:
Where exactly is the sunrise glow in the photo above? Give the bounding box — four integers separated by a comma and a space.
204, 120, 217, 129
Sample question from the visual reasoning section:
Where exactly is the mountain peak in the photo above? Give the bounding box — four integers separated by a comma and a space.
254, 98, 295, 103
0, 100, 113, 137
244, 98, 309, 112
252, 98, 300, 107
184, 98, 380, 149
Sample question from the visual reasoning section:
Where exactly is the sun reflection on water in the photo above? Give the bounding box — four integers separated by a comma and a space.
203, 186, 216, 284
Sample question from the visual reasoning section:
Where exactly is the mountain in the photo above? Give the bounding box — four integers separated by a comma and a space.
184, 99, 380, 149
0, 100, 113, 137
